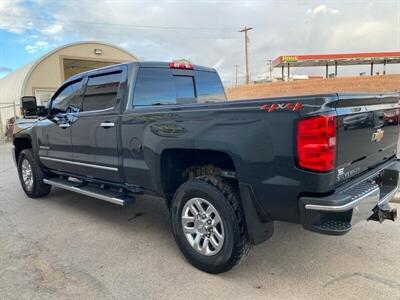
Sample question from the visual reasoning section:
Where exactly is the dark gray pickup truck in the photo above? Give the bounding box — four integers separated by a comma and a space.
12, 61, 400, 273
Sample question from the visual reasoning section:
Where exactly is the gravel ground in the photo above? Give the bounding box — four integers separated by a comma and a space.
1, 143, 400, 300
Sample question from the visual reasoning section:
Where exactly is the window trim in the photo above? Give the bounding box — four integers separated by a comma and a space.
78, 106, 115, 116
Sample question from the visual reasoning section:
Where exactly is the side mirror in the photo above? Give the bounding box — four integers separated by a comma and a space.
21, 96, 38, 117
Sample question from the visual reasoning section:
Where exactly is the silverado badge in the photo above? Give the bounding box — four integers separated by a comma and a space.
372, 129, 384, 142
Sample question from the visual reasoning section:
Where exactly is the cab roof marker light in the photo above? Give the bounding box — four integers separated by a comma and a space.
169, 60, 193, 70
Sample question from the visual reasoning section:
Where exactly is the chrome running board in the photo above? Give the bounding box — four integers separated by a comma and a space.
43, 178, 132, 206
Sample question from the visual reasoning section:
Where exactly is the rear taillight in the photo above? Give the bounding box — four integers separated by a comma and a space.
297, 114, 337, 172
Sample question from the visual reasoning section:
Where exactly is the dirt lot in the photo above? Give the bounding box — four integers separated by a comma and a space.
1, 143, 400, 299
227, 75, 400, 100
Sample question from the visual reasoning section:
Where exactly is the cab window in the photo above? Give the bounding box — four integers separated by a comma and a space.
82, 72, 122, 112
51, 80, 82, 114
194, 71, 226, 103
133, 68, 176, 106
174, 75, 196, 104
132, 67, 226, 107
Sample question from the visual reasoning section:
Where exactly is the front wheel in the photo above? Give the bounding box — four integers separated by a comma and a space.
170, 175, 249, 273
17, 149, 51, 198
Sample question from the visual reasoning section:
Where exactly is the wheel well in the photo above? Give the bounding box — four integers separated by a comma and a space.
13, 138, 32, 164
160, 149, 237, 200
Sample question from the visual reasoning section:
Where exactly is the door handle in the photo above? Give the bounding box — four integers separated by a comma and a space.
59, 123, 70, 129
100, 122, 115, 128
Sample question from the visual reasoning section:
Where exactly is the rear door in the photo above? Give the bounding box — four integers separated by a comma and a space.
121, 67, 179, 189
335, 93, 400, 182
70, 67, 126, 183
121, 67, 200, 189
121, 66, 226, 190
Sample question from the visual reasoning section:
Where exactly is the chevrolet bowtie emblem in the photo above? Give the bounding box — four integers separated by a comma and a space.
372, 129, 384, 142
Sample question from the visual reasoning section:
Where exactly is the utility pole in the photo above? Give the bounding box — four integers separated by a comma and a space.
239, 26, 253, 84
234, 64, 238, 87
266, 59, 273, 80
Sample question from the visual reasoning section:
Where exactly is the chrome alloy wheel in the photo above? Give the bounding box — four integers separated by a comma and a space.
21, 159, 34, 191
181, 197, 225, 256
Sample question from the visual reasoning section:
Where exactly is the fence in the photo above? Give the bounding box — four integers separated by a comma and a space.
0, 102, 18, 143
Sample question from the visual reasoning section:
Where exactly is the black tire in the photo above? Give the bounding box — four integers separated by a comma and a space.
17, 149, 51, 198
170, 175, 249, 273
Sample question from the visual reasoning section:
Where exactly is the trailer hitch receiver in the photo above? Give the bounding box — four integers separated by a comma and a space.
368, 204, 397, 223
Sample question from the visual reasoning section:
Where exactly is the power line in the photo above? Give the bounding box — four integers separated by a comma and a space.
1, 14, 236, 32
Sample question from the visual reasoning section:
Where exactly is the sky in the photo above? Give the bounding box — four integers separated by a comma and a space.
0, 0, 399, 85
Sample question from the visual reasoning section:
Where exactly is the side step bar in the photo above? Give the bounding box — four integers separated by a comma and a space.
43, 178, 134, 206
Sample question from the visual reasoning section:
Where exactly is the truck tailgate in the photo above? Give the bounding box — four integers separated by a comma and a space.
335, 93, 400, 183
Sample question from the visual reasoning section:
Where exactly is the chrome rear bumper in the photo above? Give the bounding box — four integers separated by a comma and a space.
300, 159, 399, 235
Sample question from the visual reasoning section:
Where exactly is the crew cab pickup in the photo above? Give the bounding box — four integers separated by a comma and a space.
12, 61, 400, 273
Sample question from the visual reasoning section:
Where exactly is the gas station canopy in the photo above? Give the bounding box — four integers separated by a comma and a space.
272, 51, 400, 78
272, 51, 400, 68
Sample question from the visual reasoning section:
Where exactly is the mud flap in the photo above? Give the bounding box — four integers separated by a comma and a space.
239, 182, 274, 245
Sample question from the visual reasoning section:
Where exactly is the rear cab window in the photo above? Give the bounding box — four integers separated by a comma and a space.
194, 71, 226, 104
173, 75, 196, 104
132, 66, 226, 107
132, 68, 176, 106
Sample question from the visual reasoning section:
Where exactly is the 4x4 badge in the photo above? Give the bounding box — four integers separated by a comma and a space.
372, 129, 384, 142
260, 102, 302, 113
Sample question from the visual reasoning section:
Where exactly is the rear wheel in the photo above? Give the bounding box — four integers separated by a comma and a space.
18, 149, 51, 198
170, 175, 249, 273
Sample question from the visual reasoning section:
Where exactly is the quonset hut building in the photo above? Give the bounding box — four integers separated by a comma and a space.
0, 41, 138, 129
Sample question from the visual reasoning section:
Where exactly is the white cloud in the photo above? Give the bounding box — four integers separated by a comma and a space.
2, 0, 399, 82
0, 0, 33, 33
25, 41, 50, 53
41, 23, 63, 35
352, 21, 389, 38
307, 4, 340, 17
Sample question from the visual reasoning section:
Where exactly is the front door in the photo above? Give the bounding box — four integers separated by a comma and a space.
70, 69, 124, 183
39, 79, 83, 173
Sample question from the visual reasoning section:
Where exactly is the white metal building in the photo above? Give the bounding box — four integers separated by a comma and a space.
0, 41, 138, 128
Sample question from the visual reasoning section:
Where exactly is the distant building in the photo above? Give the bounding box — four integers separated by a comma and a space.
272, 51, 400, 79
0, 41, 138, 128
